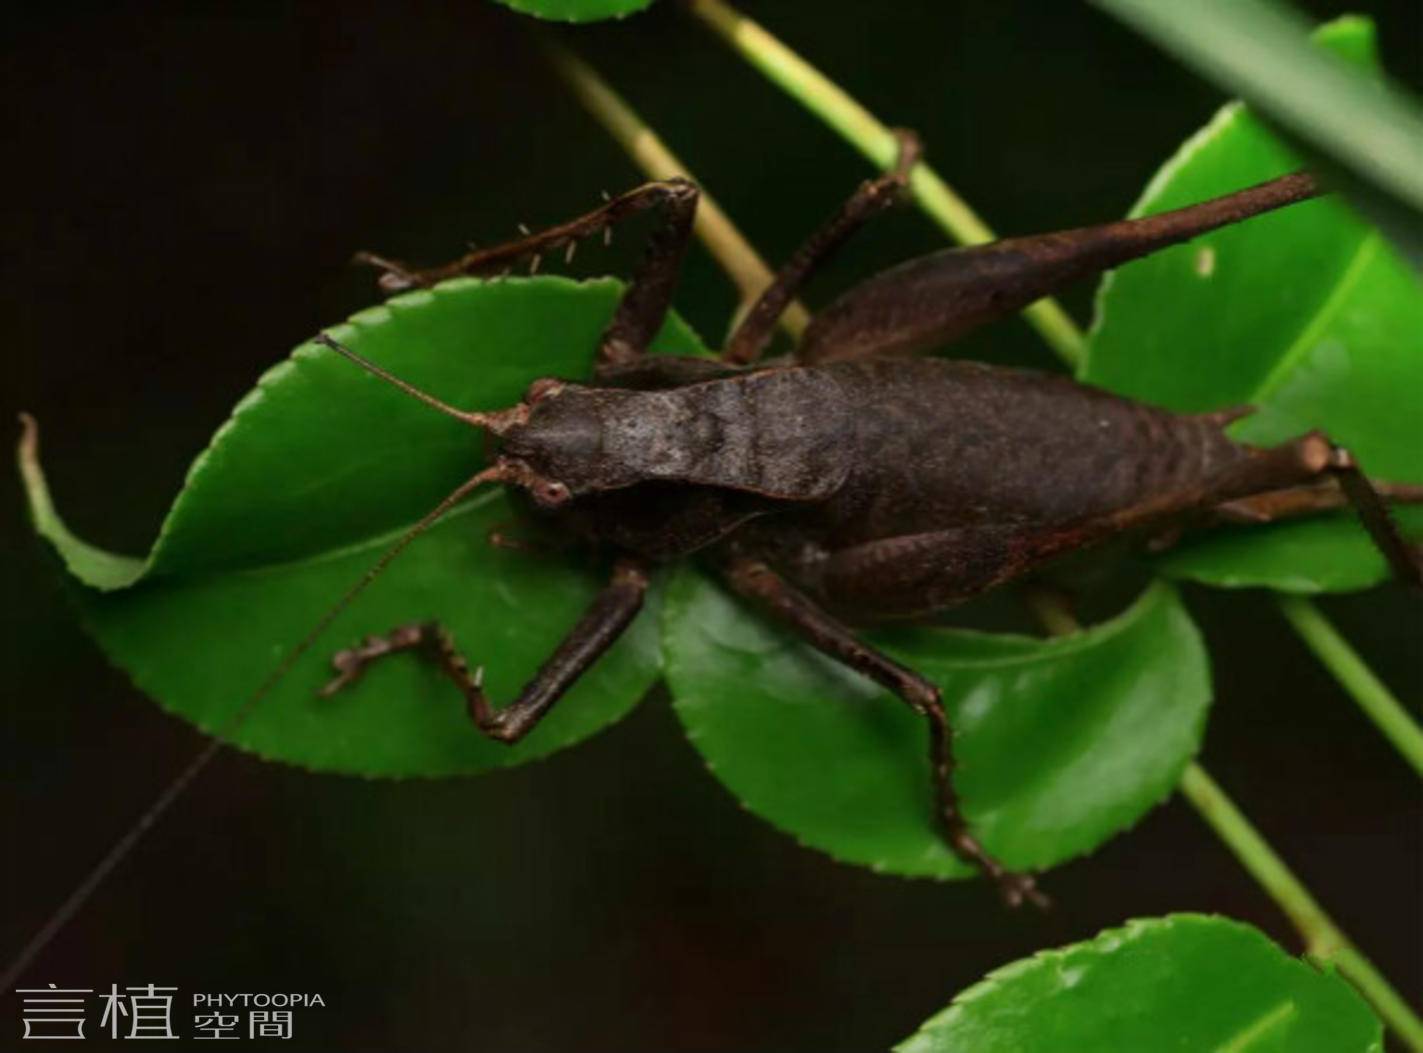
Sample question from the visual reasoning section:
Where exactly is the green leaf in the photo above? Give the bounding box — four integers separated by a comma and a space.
489, 0, 656, 24
1089, 0, 1423, 262
663, 573, 1209, 879
897, 914, 1381, 1053
1083, 17, 1423, 593
21, 277, 709, 775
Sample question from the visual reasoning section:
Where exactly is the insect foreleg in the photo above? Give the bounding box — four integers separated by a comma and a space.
322, 557, 651, 742
720, 556, 1049, 910
722, 128, 921, 367
357, 177, 700, 370
594, 179, 699, 368
356, 179, 696, 292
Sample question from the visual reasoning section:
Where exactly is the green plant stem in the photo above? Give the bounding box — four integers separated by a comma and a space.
1180, 764, 1423, 1051
1276, 595, 1423, 778
550, 31, 1423, 1047
1032, 591, 1423, 1047
540, 36, 809, 338
1090, 0, 1423, 214
682, 0, 1085, 370
1176, 763, 1343, 961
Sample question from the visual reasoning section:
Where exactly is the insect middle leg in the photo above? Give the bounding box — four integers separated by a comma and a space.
720, 555, 1049, 909
320, 557, 650, 743
721, 128, 922, 366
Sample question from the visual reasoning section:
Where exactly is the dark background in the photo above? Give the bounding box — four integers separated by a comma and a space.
4, 2, 1420, 1050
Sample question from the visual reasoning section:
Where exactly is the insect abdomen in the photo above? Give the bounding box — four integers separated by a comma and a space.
817, 358, 1248, 545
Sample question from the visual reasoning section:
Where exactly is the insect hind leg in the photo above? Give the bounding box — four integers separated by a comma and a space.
1324, 445, 1422, 589
1160, 429, 1416, 588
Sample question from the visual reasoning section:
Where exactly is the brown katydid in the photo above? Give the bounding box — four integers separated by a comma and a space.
317, 134, 1421, 910
10, 130, 1422, 985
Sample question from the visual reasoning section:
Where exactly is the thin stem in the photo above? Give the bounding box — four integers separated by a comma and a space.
1177, 763, 1343, 960
1332, 946, 1423, 1053
1180, 764, 1423, 1051
1276, 595, 1423, 778
1033, 593, 1422, 1047
541, 37, 809, 338
683, 0, 1085, 369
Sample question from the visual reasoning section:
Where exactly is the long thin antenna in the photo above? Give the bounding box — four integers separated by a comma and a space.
314, 334, 525, 434
3, 462, 508, 990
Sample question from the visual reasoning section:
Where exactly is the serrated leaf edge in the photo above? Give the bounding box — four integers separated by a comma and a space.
663, 576, 1212, 881
73, 513, 665, 780
894, 913, 1381, 1053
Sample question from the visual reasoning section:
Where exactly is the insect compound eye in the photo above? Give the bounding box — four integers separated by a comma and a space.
532, 479, 572, 509
525, 378, 564, 404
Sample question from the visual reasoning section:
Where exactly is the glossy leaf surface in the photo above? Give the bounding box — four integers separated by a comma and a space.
489, 0, 655, 23
1090, 1, 1423, 261
1084, 18, 1423, 592
665, 574, 1209, 879
898, 914, 1381, 1053
22, 278, 707, 774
